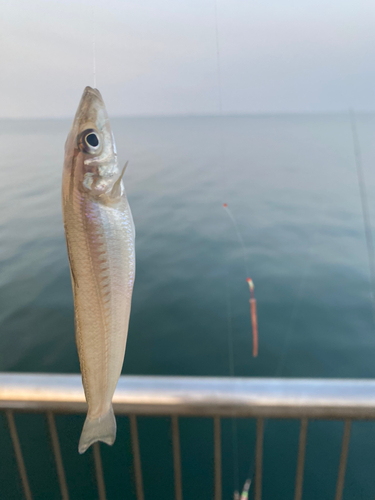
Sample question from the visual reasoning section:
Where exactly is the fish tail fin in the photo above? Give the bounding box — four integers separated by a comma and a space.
78, 406, 116, 454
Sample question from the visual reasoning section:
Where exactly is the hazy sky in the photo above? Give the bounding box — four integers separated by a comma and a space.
2, 0, 375, 118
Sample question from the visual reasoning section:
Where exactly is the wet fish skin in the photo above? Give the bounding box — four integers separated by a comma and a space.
62, 87, 135, 454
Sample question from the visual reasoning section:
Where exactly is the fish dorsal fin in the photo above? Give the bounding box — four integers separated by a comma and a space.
110, 161, 128, 199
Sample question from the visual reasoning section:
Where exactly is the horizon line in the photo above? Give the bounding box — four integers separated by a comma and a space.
1, 109, 375, 121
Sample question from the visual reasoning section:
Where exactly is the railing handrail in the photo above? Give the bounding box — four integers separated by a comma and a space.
1, 373, 375, 418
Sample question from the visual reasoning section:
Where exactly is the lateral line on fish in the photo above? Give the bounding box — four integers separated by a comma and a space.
75, 310, 88, 401
65, 234, 79, 289
69, 152, 78, 203
99, 207, 113, 402
82, 198, 110, 405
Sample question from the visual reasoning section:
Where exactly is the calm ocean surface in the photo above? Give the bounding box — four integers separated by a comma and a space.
1, 114, 375, 499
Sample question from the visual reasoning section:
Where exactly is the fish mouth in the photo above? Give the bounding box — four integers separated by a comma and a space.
73, 86, 108, 132
79, 86, 105, 113
82, 86, 104, 102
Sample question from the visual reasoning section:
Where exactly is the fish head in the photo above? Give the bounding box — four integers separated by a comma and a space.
64, 87, 120, 200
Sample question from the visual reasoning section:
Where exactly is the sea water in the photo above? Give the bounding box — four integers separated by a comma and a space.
1, 114, 375, 499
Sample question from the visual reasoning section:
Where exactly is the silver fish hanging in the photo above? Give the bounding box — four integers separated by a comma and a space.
62, 87, 135, 453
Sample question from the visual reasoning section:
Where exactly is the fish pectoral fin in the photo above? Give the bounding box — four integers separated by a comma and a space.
110, 161, 128, 199
78, 406, 116, 454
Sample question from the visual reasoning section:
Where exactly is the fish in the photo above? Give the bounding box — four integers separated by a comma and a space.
62, 87, 136, 454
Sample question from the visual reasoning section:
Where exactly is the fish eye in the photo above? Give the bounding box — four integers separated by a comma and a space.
85, 133, 99, 148
78, 129, 101, 153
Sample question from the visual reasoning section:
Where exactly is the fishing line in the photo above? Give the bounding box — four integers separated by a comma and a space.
213, 0, 261, 494
350, 110, 375, 326
226, 288, 240, 495
223, 203, 258, 358
213, 0, 222, 115
226, 288, 236, 378
92, 1, 96, 88
274, 248, 314, 377
213, 0, 241, 496
236, 244, 316, 498
239, 114, 375, 494
223, 204, 249, 278
213, 0, 265, 495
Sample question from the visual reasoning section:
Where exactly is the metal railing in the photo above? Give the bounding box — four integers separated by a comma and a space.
1, 374, 375, 500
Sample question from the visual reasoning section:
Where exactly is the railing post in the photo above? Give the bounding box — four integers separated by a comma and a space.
214, 416, 222, 500
46, 412, 69, 500
93, 443, 107, 500
130, 415, 144, 500
171, 415, 183, 500
254, 418, 264, 500
6, 410, 33, 500
294, 418, 308, 500
335, 420, 351, 500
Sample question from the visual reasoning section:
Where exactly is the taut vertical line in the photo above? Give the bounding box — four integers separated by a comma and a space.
213, 0, 222, 114
226, 289, 240, 493
92, 1, 96, 88
214, 1, 241, 496
223, 204, 249, 277
350, 111, 375, 325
